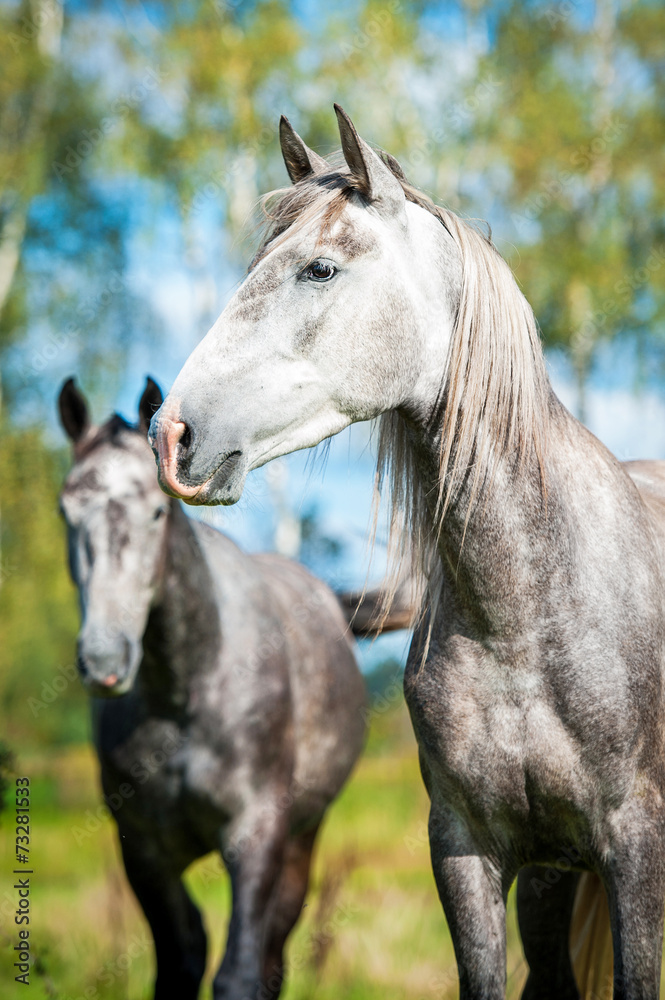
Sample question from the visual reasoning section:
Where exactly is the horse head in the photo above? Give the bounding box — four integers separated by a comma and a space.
58, 377, 168, 696
149, 106, 456, 506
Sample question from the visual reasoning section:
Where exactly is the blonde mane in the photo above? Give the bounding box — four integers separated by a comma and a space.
256, 160, 551, 636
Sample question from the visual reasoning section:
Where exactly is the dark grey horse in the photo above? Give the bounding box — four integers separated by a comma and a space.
149, 106, 665, 999
58, 377, 366, 1000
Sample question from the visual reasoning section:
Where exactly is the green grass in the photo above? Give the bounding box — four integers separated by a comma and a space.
0, 700, 637, 999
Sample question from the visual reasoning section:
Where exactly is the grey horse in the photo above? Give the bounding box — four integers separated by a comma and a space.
58, 377, 366, 1000
149, 106, 665, 999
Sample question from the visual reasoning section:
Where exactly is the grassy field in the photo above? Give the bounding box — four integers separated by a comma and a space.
0, 700, 535, 1000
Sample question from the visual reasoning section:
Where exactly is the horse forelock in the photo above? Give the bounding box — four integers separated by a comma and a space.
73, 414, 143, 461
251, 169, 355, 270
252, 153, 551, 639
63, 413, 159, 521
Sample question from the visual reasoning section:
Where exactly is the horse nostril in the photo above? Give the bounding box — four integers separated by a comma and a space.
179, 423, 192, 454
152, 414, 203, 497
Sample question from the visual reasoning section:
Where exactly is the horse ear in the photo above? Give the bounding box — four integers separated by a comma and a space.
379, 149, 408, 181
334, 104, 405, 219
279, 115, 329, 184
58, 377, 90, 443
138, 377, 163, 435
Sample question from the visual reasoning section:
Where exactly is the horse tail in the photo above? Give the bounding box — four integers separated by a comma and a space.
570, 872, 613, 999
337, 582, 414, 637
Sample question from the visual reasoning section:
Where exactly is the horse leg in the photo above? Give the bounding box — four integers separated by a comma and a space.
261, 826, 319, 999
119, 837, 206, 1000
214, 803, 289, 1000
603, 828, 665, 1000
429, 807, 508, 1000
516, 866, 581, 999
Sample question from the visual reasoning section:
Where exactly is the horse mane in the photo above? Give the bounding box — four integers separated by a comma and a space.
255, 156, 551, 635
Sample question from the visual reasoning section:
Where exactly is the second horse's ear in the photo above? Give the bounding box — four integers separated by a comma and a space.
58, 378, 90, 443
138, 377, 163, 435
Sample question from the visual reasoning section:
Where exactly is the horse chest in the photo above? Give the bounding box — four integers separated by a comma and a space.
97, 709, 240, 846
405, 651, 590, 837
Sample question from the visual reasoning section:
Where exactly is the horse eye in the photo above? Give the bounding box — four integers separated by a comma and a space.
154, 507, 166, 521
304, 260, 336, 282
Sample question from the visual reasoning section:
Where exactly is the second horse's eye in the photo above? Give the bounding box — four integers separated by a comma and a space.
304, 260, 337, 282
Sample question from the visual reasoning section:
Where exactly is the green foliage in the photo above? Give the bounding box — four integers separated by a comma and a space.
471, 0, 665, 412
0, 424, 85, 749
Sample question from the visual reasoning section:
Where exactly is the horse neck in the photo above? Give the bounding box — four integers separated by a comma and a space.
402, 386, 563, 642
140, 502, 221, 710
